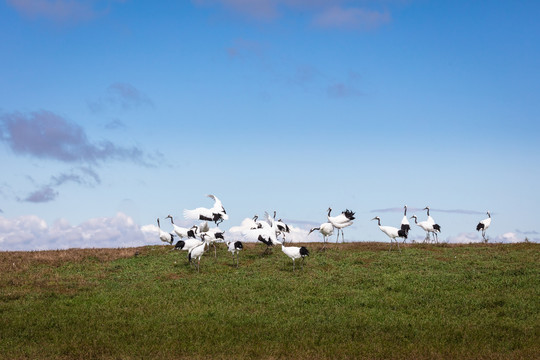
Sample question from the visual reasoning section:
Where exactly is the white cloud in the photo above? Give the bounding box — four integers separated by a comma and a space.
446, 232, 483, 244
0, 213, 160, 251
446, 231, 537, 244
491, 232, 523, 244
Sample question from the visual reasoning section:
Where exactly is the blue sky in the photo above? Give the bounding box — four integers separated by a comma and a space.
1, 0, 539, 250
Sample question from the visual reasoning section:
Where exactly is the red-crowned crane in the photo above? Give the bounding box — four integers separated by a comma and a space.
410, 215, 436, 243
280, 242, 309, 271
423, 207, 441, 242
157, 218, 174, 245
166, 215, 198, 239
327, 207, 355, 243
401, 205, 410, 239
188, 239, 206, 273
183, 194, 229, 225
242, 212, 280, 254
476, 211, 492, 241
371, 216, 407, 252
273, 211, 290, 243
308, 222, 334, 250
199, 226, 225, 258
226, 240, 243, 267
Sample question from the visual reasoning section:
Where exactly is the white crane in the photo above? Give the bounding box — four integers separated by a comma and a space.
410, 215, 436, 243
165, 215, 198, 239
157, 218, 175, 245
242, 212, 280, 254
280, 243, 309, 271
173, 238, 204, 252
226, 240, 244, 267
273, 211, 290, 243
423, 207, 441, 242
327, 208, 355, 243
401, 205, 410, 238
308, 222, 334, 250
199, 226, 225, 258
183, 194, 229, 225
371, 216, 407, 252
476, 211, 492, 241
248, 215, 263, 229
188, 240, 206, 273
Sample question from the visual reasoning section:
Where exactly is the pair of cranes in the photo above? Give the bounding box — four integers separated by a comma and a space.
308, 207, 356, 249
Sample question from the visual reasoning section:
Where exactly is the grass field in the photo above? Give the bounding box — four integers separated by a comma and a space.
1, 242, 539, 359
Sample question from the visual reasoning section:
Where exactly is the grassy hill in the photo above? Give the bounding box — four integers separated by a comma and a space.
1, 242, 539, 359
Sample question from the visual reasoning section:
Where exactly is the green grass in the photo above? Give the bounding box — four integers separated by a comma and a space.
1, 242, 539, 359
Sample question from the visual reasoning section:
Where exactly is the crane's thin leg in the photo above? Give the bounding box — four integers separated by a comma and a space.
396, 240, 401, 253
214, 243, 217, 258
293, 260, 295, 271
302, 257, 305, 270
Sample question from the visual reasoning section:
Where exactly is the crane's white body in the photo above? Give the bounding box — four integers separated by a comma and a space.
423, 207, 441, 242
372, 217, 406, 252
174, 238, 204, 252
411, 215, 437, 243
308, 222, 334, 249
199, 226, 225, 258
273, 211, 290, 243
183, 194, 229, 225
327, 208, 355, 243
166, 215, 197, 239
188, 241, 206, 272
477, 211, 492, 241
280, 244, 309, 271
242, 212, 280, 251
157, 218, 174, 245
400, 205, 410, 239
226, 240, 243, 267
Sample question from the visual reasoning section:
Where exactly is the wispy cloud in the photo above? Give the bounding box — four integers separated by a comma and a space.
194, 0, 280, 21
22, 185, 58, 203
516, 229, 539, 235
89, 83, 154, 113
313, 6, 390, 30
20, 167, 102, 203
7, 0, 97, 22
6, 0, 126, 24
104, 119, 127, 130
327, 82, 362, 98
226, 38, 265, 58
194, 1, 393, 30
0, 110, 148, 165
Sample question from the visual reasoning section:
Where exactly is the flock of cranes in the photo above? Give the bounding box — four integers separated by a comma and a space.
156, 194, 492, 271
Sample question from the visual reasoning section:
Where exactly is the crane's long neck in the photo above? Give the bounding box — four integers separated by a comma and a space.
426, 208, 430, 216
169, 217, 174, 224
488, 212, 491, 218
412, 217, 418, 224
327, 208, 332, 217
375, 218, 381, 226
404, 206, 407, 216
